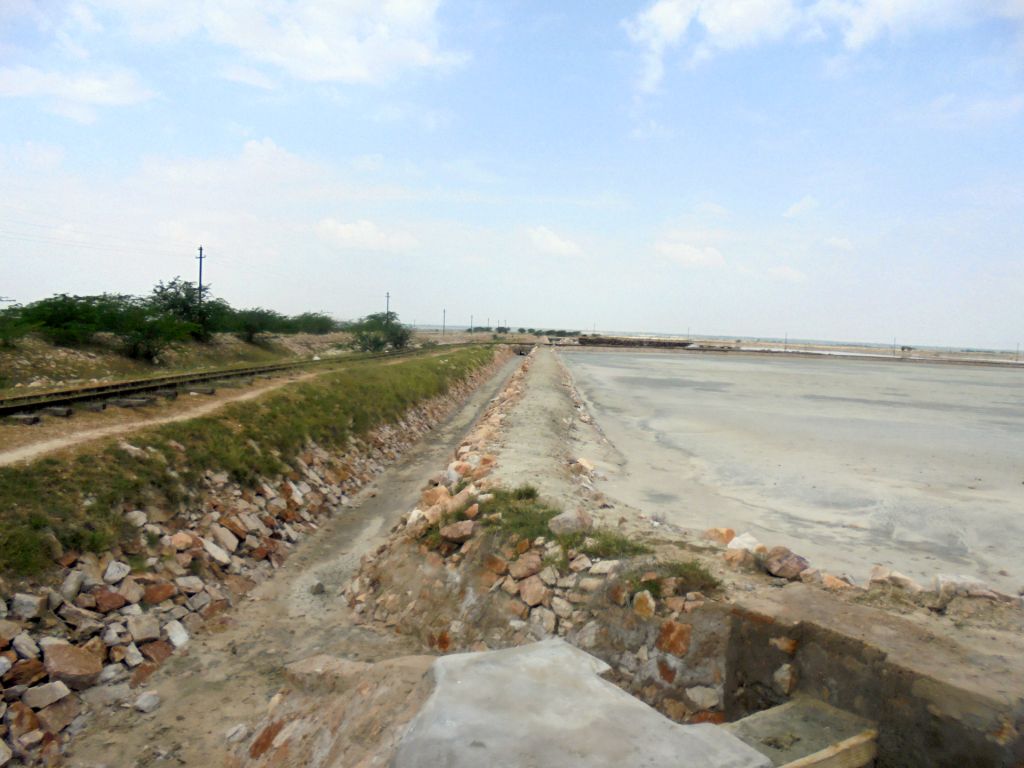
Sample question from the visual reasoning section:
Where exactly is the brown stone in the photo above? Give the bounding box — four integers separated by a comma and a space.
690, 711, 727, 725
657, 659, 677, 683
5, 658, 46, 686
143, 583, 178, 605
515, 539, 531, 555
607, 583, 628, 606
723, 548, 758, 571
478, 571, 500, 589
5, 701, 39, 739
463, 503, 480, 519
822, 573, 855, 590
702, 527, 735, 545
130, 662, 157, 688
0, 619, 23, 648
170, 531, 194, 551
770, 637, 798, 655
633, 590, 656, 619
505, 599, 529, 619
518, 576, 549, 607
664, 596, 687, 613
439, 519, 475, 543
43, 644, 102, 690
662, 698, 689, 722
139, 640, 173, 665
36, 695, 81, 734
93, 589, 127, 613
483, 553, 508, 575
420, 486, 451, 508
764, 546, 810, 580
655, 620, 692, 657
508, 551, 542, 580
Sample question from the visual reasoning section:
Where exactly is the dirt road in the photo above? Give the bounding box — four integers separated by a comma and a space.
64, 356, 522, 768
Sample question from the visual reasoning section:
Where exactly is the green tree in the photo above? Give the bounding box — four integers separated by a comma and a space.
0, 306, 32, 348
348, 312, 411, 352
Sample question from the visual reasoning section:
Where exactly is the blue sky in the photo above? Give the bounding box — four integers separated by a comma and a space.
1, 1, 1022, 348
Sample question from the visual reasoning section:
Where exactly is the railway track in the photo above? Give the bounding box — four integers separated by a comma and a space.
0, 343, 480, 419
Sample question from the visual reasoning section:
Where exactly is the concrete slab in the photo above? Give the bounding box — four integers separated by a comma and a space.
393, 639, 771, 768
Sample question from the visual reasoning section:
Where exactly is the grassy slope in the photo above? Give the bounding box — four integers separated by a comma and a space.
0, 346, 496, 576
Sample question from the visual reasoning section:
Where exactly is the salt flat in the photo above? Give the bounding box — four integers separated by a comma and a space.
561, 349, 1024, 592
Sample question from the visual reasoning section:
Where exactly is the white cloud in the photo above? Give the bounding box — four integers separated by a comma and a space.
656, 236, 726, 267
783, 195, 819, 218
527, 225, 583, 257
317, 218, 418, 252
0, 65, 154, 122
76, 0, 467, 85
695, 201, 730, 217
220, 64, 277, 90
624, 0, 798, 91
624, 0, 1024, 90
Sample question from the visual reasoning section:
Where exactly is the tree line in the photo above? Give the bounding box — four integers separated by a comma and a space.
0, 278, 409, 361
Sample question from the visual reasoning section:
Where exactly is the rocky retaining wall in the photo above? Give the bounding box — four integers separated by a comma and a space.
0, 348, 511, 767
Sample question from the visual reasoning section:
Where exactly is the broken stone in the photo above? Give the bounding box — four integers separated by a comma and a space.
632, 590, 656, 619
589, 560, 621, 576
94, 588, 128, 613
36, 695, 81, 734
143, 582, 177, 605
60, 571, 86, 602
774, 663, 796, 695
125, 510, 148, 528
134, 690, 161, 713
163, 620, 189, 649
686, 685, 722, 710
528, 606, 557, 636
548, 508, 593, 536
726, 532, 762, 552
226, 723, 249, 743
569, 554, 592, 572
656, 620, 692, 657
22, 681, 70, 710
702, 527, 736, 545
123, 643, 144, 668
508, 551, 543, 580
519, 576, 549, 607
127, 614, 161, 644
43, 643, 102, 690
764, 546, 810, 580
174, 576, 205, 594
200, 537, 232, 566
211, 524, 239, 553
439, 519, 475, 543
12, 633, 40, 660
723, 549, 758, 571
118, 578, 145, 604
10, 593, 46, 621
103, 560, 132, 584
170, 532, 194, 551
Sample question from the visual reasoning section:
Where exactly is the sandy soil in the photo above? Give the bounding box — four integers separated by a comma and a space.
64, 355, 522, 768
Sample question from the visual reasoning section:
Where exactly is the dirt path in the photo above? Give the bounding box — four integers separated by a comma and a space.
63, 356, 521, 768
0, 373, 316, 467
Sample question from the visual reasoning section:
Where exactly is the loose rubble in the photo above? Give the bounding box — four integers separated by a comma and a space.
0, 349, 512, 766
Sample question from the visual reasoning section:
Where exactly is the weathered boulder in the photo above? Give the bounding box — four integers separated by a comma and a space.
127, 614, 161, 644
519, 576, 549, 607
508, 552, 543, 580
44, 643, 103, 690
22, 681, 70, 710
103, 560, 131, 584
548, 508, 593, 536
439, 520, 475, 543
10, 593, 47, 621
764, 546, 809, 580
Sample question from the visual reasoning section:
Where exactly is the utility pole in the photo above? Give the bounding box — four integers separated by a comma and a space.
385, 292, 390, 319
1016, 342, 1020, 362
196, 246, 206, 308
784, 332, 788, 352
442, 309, 446, 336
470, 314, 474, 333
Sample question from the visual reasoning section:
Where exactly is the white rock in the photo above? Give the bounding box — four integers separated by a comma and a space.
0, 656, 12, 676
134, 691, 161, 713
124, 643, 144, 668
727, 532, 762, 552
163, 620, 189, 649
225, 724, 249, 743
60, 571, 86, 601
210, 524, 239, 553
174, 576, 205, 594
125, 510, 148, 527
103, 560, 132, 584
589, 560, 621, 576
686, 685, 722, 710
127, 614, 160, 644
200, 537, 232, 566
12, 633, 40, 659
10, 592, 46, 620
99, 664, 128, 684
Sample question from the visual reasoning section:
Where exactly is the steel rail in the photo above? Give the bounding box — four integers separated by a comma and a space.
0, 343, 482, 418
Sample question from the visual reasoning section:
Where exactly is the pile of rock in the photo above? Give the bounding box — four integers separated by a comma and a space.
0, 352, 512, 767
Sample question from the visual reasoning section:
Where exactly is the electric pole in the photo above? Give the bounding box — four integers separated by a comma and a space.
442, 309, 446, 336
196, 246, 206, 308
385, 292, 390, 321
470, 315, 474, 333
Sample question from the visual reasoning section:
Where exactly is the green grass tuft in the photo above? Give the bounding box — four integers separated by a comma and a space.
0, 346, 496, 575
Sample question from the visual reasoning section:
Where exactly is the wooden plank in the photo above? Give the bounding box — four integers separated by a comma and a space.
780, 729, 877, 768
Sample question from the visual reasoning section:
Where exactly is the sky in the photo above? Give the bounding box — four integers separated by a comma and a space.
0, 1, 1022, 349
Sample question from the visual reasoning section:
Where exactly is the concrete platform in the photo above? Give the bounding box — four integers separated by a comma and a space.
393, 639, 771, 768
